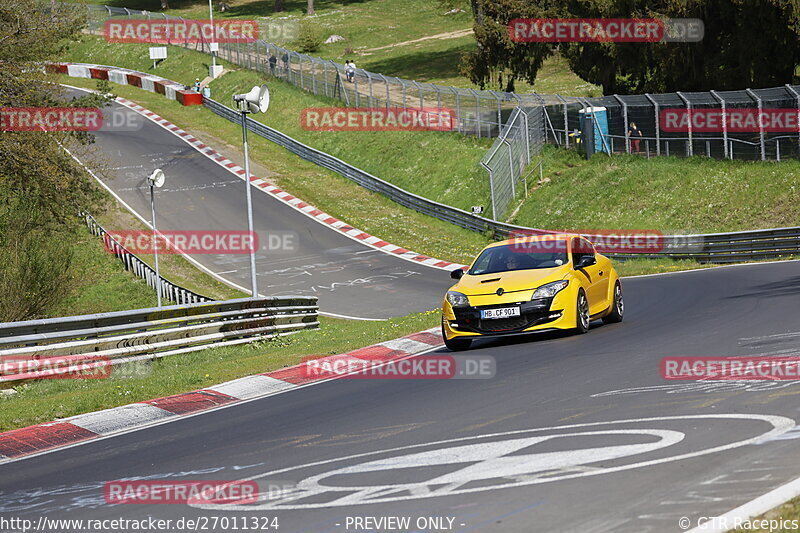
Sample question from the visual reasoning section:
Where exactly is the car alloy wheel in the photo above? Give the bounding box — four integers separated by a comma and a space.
576, 290, 590, 334
603, 281, 624, 324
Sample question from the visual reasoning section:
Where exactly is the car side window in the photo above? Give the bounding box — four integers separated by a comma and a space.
470, 251, 492, 274
581, 238, 596, 257
571, 238, 595, 265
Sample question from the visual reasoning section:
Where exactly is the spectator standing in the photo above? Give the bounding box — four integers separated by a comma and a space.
282, 52, 289, 74
268, 54, 277, 75
628, 122, 643, 153
344, 60, 354, 82
193, 78, 201, 92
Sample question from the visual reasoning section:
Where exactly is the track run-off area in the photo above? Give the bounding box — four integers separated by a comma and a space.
5, 85, 800, 533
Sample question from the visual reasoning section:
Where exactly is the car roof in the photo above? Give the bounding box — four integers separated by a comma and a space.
486, 233, 583, 250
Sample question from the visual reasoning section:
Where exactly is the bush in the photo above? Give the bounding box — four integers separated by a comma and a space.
294, 22, 324, 53
0, 199, 74, 321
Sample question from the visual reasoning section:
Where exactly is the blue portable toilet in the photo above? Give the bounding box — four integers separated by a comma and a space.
578, 106, 610, 155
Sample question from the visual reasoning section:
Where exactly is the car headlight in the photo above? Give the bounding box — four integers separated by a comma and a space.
446, 291, 470, 308
531, 280, 569, 299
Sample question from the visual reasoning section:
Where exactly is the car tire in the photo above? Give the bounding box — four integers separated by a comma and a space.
602, 281, 624, 324
442, 325, 472, 351
575, 289, 590, 334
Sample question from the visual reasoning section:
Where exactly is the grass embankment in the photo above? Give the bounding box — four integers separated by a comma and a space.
74, 0, 599, 94
61, 37, 493, 265
734, 499, 800, 532
512, 147, 800, 233
0, 310, 440, 431
44, 225, 159, 317
62, 36, 800, 272
66, 36, 800, 236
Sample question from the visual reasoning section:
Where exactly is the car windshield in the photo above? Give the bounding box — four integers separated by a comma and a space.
468, 245, 568, 275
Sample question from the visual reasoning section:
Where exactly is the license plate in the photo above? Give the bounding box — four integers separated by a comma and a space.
481, 307, 521, 319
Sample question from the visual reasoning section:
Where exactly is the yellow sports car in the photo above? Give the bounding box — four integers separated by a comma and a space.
442, 234, 623, 351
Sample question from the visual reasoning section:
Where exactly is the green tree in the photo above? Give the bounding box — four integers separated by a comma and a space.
0, 0, 107, 319
463, 0, 800, 94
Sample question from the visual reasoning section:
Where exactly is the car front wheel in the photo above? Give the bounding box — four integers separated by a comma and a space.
575, 289, 590, 334
603, 281, 624, 324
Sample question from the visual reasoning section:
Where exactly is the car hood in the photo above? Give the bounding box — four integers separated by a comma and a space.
454, 267, 569, 296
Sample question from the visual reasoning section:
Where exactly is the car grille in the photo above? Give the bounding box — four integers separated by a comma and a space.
478, 316, 530, 332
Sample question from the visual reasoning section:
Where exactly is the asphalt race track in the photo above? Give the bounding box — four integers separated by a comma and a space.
62, 87, 454, 319
2, 260, 800, 532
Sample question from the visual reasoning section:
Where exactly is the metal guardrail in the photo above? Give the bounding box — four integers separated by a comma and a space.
81, 4, 800, 163
57, 64, 800, 264
202, 98, 800, 263
0, 297, 319, 383
85, 213, 211, 304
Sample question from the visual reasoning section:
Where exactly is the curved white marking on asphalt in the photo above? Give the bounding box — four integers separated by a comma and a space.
189, 414, 794, 510
0, 345, 442, 466
61, 84, 389, 321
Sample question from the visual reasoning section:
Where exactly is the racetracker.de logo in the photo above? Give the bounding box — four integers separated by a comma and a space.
660, 108, 800, 132
1, 107, 103, 132
300, 107, 456, 132
508, 18, 703, 43
661, 357, 800, 381
103, 20, 259, 44
0, 356, 111, 380
508, 230, 665, 254
105, 230, 258, 255
104, 481, 259, 504
301, 355, 496, 380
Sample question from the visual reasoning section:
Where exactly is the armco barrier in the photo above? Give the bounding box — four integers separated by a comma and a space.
84, 213, 211, 305
58, 63, 800, 264
47, 62, 202, 106
0, 297, 319, 384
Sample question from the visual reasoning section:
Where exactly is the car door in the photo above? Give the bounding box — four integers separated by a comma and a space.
572, 238, 606, 315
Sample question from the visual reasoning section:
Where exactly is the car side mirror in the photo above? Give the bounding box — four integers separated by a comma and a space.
450, 268, 464, 280
575, 255, 596, 269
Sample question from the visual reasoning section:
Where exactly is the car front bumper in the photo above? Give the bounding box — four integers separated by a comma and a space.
442, 287, 579, 340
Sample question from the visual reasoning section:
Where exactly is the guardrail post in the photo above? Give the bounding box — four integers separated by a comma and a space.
785, 84, 800, 155
746, 89, 766, 161
452, 87, 462, 134
311, 58, 317, 94
531, 92, 556, 146
710, 90, 728, 159
412, 80, 424, 110
521, 105, 531, 166
378, 74, 390, 109
481, 162, 498, 220
677, 92, 693, 156
322, 61, 328, 96
469, 89, 481, 138
614, 95, 629, 153
299, 55, 304, 89
490, 91, 502, 135
645, 94, 660, 156
555, 94, 569, 147
353, 70, 360, 106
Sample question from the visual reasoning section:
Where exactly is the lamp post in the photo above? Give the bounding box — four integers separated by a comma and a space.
208, 0, 217, 74
232, 85, 270, 297
147, 168, 166, 307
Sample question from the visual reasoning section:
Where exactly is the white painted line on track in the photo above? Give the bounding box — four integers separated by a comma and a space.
688, 475, 800, 532
0, 345, 442, 466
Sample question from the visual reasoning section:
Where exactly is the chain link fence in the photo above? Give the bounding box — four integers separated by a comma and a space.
480, 106, 547, 218
83, 5, 800, 161
81, 5, 800, 223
